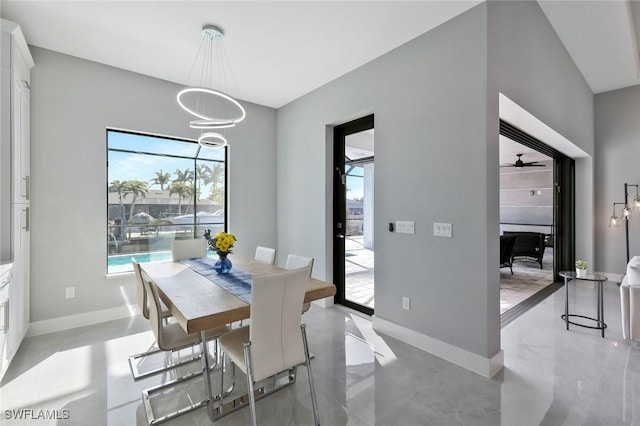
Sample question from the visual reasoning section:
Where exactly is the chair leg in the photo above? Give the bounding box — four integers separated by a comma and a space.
301, 324, 320, 426
220, 352, 225, 412
243, 343, 258, 426
129, 345, 203, 381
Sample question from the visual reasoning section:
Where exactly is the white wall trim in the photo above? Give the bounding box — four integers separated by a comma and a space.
27, 305, 137, 337
372, 316, 504, 378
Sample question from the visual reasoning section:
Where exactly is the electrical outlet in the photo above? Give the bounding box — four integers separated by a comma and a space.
402, 296, 410, 311
396, 221, 415, 234
65, 287, 75, 299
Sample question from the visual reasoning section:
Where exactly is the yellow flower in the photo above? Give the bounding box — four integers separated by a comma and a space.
210, 231, 236, 254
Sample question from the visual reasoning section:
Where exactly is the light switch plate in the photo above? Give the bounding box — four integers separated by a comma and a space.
396, 221, 415, 234
434, 222, 453, 238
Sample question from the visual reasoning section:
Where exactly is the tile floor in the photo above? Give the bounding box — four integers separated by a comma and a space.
500, 249, 554, 314
1, 279, 639, 425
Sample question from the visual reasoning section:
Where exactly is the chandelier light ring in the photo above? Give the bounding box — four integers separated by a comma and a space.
198, 132, 228, 149
201, 24, 223, 40
189, 119, 236, 130
176, 87, 246, 124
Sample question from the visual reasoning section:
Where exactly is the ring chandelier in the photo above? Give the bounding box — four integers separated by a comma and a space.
177, 24, 245, 148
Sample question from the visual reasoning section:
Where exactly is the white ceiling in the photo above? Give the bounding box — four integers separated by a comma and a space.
0, 1, 481, 108
538, 0, 640, 94
2, 1, 639, 108
4, 2, 633, 193
499, 135, 551, 165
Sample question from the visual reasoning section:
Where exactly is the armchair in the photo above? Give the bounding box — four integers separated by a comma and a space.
503, 231, 546, 269
621, 256, 640, 342
500, 235, 516, 274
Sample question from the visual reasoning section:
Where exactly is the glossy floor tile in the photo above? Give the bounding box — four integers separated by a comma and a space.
500, 249, 553, 314
1, 280, 639, 425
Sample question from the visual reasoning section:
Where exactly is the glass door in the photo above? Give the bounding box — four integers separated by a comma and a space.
334, 115, 374, 315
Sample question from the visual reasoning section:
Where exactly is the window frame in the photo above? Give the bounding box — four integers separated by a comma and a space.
106, 128, 228, 274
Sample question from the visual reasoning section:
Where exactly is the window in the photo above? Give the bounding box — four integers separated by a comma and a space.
107, 129, 226, 274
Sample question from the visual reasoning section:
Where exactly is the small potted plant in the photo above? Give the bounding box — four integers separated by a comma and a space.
575, 260, 588, 278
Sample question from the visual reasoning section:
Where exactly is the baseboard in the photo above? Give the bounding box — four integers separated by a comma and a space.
372, 316, 504, 378
26, 305, 137, 337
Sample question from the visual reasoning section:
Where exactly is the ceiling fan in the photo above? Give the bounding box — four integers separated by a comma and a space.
501, 153, 545, 168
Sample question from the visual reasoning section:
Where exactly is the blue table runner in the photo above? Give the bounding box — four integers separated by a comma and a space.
180, 258, 252, 304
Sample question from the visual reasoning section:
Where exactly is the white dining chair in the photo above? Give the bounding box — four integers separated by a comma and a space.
129, 258, 185, 381
254, 245, 276, 265
218, 267, 319, 426
285, 253, 314, 313
141, 270, 230, 425
171, 238, 208, 260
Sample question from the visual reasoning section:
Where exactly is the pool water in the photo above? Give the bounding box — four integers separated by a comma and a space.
107, 251, 214, 274
107, 251, 173, 273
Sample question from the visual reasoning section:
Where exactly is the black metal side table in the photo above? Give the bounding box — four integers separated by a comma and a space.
559, 271, 609, 338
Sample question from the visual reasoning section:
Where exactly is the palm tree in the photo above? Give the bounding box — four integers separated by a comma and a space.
174, 168, 194, 183
196, 164, 213, 200
150, 170, 171, 190
109, 180, 129, 206
207, 163, 225, 204
109, 180, 130, 239
124, 180, 149, 218
169, 181, 193, 215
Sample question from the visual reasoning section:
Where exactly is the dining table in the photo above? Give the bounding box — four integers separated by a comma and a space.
140, 254, 336, 422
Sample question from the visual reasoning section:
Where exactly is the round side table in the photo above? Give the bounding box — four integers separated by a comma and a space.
559, 271, 608, 338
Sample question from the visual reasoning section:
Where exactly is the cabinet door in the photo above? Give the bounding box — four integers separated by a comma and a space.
19, 204, 29, 330
8, 204, 28, 356
11, 74, 29, 204
0, 281, 9, 378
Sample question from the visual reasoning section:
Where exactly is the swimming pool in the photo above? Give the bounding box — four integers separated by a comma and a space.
107, 251, 174, 273
107, 251, 214, 274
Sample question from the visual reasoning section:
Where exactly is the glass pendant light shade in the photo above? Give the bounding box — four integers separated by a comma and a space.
634, 194, 640, 210
609, 213, 619, 228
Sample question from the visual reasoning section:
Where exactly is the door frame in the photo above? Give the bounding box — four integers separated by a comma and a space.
333, 114, 374, 315
500, 120, 575, 281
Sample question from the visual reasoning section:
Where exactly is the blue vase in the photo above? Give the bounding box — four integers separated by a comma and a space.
214, 254, 232, 274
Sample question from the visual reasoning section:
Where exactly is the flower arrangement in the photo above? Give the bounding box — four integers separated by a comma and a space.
575, 260, 588, 270
203, 229, 237, 257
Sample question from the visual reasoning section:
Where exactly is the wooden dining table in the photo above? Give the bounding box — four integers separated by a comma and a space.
140, 255, 336, 422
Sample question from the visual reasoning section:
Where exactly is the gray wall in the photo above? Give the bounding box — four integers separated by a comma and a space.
278, 4, 495, 357
595, 85, 640, 273
29, 47, 276, 322
488, 1, 595, 266
278, 0, 595, 362
500, 160, 553, 226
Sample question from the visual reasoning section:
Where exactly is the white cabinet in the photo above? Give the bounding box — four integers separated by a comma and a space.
0, 19, 33, 381
9, 205, 29, 353
12, 71, 30, 203
0, 265, 13, 379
